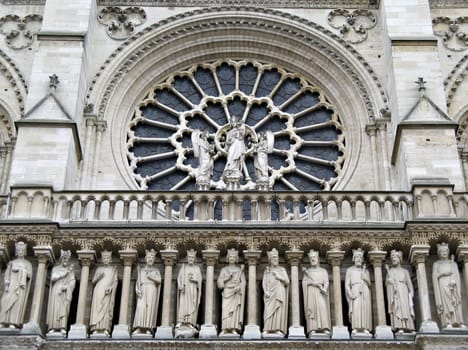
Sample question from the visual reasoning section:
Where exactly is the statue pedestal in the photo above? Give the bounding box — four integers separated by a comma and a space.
223, 174, 241, 190
242, 324, 261, 339
199, 324, 217, 339
112, 324, 130, 339
20, 321, 42, 335
419, 320, 440, 333
395, 330, 416, 340
219, 331, 241, 339
68, 324, 87, 339
46, 330, 66, 340
288, 325, 305, 339
155, 325, 173, 339
132, 331, 154, 339
308, 331, 331, 339
331, 325, 350, 339
262, 331, 285, 339
89, 331, 110, 339
0, 326, 20, 335
374, 325, 394, 339
351, 330, 373, 340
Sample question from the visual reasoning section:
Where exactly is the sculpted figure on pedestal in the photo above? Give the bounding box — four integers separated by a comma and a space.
175, 249, 202, 338
223, 117, 247, 180
0, 241, 32, 328
385, 250, 415, 334
132, 249, 161, 335
191, 129, 215, 187
217, 249, 246, 336
253, 132, 271, 183
262, 248, 289, 337
47, 249, 76, 335
302, 249, 331, 336
345, 248, 372, 335
432, 243, 466, 329
89, 250, 118, 336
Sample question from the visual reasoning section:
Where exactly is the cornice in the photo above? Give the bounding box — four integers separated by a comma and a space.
429, 0, 468, 8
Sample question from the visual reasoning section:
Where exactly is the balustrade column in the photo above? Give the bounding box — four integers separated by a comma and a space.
409, 245, 439, 333
113, 249, 137, 339
326, 250, 349, 339
21, 246, 54, 335
456, 245, 468, 300
243, 250, 262, 339
368, 250, 393, 339
155, 249, 178, 339
200, 249, 219, 338
286, 250, 305, 338
68, 250, 96, 339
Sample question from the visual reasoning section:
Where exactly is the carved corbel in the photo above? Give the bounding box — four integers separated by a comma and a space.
327, 9, 377, 44
0, 14, 42, 49
433, 17, 468, 52
97, 7, 146, 40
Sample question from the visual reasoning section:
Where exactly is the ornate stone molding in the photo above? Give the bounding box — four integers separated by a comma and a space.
327, 9, 377, 44
432, 17, 468, 52
85, 7, 388, 122
430, 0, 468, 8
0, 49, 28, 116
0, 14, 42, 50
97, 6, 146, 40
445, 55, 467, 110
96, 0, 380, 9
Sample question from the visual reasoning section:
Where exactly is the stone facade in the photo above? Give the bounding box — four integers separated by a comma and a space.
0, 0, 467, 349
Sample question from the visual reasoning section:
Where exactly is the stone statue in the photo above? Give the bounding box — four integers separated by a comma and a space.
0, 241, 32, 328
46, 249, 76, 335
253, 131, 273, 184
385, 250, 415, 334
262, 248, 289, 337
132, 249, 162, 335
302, 249, 331, 336
223, 117, 247, 180
191, 129, 215, 187
89, 250, 118, 336
432, 242, 466, 329
175, 249, 202, 338
217, 249, 246, 336
345, 248, 372, 335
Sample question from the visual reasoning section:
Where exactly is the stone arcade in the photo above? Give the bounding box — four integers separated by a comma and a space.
0, 1, 467, 349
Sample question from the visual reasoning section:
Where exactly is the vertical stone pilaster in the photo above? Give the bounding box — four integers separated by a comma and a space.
456, 245, 468, 303
21, 246, 54, 335
242, 250, 261, 339
368, 250, 393, 339
113, 249, 137, 339
68, 250, 96, 339
327, 250, 349, 339
199, 250, 219, 338
286, 250, 305, 339
409, 245, 439, 333
155, 249, 177, 339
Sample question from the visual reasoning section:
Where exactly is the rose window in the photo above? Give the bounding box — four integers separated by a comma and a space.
127, 59, 345, 191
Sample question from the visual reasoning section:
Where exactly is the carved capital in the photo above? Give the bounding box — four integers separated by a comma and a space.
160, 249, 178, 266
243, 250, 262, 265
77, 249, 96, 267
119, 249, 138, 266
409, 244, 430, 266
33, 246, 54, 265
326, 250, 345, 266
202, 249, 220, 266
286, 250, 304, 266
368, 250, 387, 267
456, 245, 468, 263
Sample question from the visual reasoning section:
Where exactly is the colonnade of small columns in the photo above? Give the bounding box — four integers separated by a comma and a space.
0, 241, 466, 340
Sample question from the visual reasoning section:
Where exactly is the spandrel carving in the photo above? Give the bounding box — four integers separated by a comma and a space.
97, 6, 146, 40
0, 14, 42, 49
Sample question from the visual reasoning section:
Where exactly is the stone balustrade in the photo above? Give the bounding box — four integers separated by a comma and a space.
10, 186, 468, 223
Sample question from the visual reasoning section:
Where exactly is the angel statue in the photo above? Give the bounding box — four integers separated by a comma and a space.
191, 129, 215, 189
253, 131, 274, 185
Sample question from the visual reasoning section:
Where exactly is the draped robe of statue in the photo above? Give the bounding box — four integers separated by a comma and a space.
385, 265, 415, 332
224, 122, 246, 178
217, 264, 246, 333
302, 266, 331, 333
262, 266, 289, 334
254, 136, 269, 182
345, 265, 372, 332
47, 263, 76, 331
432, 258, 464, 328
177, 263, 202, 327
89, 264, 118, 333
133, 265, 161, 331
0, 257, 32, 326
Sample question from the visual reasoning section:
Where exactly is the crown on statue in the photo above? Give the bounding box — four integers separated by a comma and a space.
60, 249, 72, 259
308, 249, 319, 258
437, 242, 449, 254
145, 249, 156, 258
187, 248, 197, 258
352, 248, 364, 261
267, 248, 279, 260
390, 249, 402, 260
102, 250, 112, 259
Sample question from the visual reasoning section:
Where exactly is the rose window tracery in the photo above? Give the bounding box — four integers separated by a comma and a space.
127, 59, 345, 191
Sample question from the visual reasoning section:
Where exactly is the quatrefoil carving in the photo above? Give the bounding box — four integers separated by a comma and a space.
433, 17, 468, 52
327, 9, 377, 44
0, 14, 42, 49
97, 6, 146, 40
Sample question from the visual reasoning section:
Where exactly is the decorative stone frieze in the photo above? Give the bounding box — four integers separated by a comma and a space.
327, 9, 377, 44
433, 17, 468, 52
0, 14, 42, 50
97, 7, 146, 40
